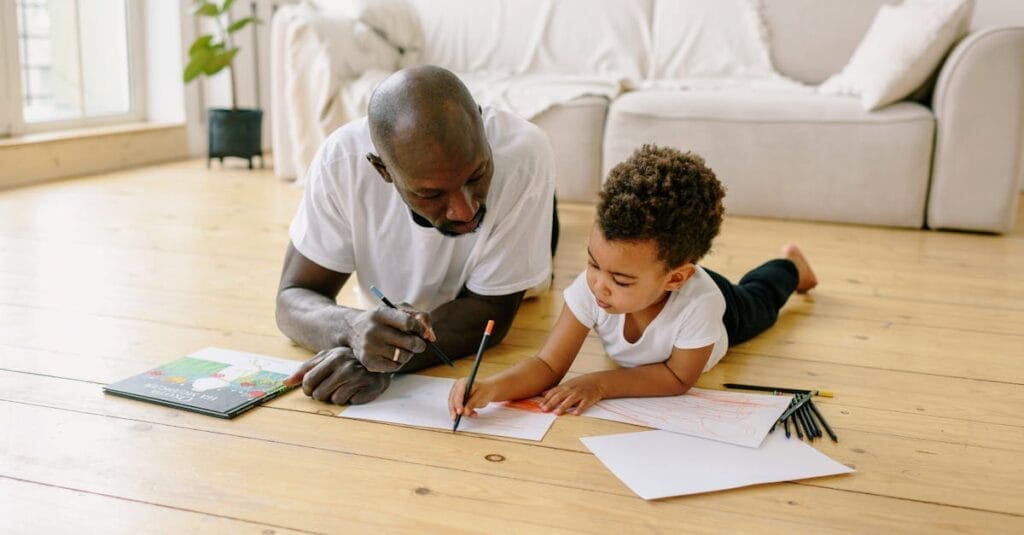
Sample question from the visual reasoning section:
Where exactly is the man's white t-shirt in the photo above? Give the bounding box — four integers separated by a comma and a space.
563, 266, 729, 372
289, 107, 555, 311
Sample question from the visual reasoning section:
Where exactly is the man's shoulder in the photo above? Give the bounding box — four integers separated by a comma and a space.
483, 107, 552, 163
483, 107, 555, 195
320, 117, 373, 162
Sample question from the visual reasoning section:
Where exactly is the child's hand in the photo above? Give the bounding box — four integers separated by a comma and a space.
540, 375, 606, 415
448, 378, 498, 420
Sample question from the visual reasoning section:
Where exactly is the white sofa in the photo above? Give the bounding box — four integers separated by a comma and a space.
271, 0, 1024, 233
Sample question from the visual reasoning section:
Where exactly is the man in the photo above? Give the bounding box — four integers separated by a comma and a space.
277, 65, 556, 405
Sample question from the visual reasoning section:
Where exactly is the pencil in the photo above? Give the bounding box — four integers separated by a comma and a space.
453, 319, 495, 433
783, 415, 791, 438
791, 412, 804, 439
808, 399, 839, 442
723, 382, 834, 398
778, 393, 812, 421
799, 404, 819, 439
369, 285, 454, 367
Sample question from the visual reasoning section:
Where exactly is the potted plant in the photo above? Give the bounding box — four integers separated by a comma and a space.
184, 0, 262, 169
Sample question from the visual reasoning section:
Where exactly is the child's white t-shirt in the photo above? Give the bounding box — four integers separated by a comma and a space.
562, 266, 729, 372
288, 107, 555, 312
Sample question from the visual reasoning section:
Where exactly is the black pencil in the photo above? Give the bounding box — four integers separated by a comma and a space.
453, 320, 494, 433
783, 415, 791, 438
724, 382, 834, 398
799, 404, 819, 439
808, 399, 839, 442
369, 285, 454, 367
779, 393, 811, 421
791, 413, 804, 439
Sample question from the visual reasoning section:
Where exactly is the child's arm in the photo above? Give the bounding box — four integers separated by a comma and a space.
539, 344, 713, 415
448, 303, 589, 420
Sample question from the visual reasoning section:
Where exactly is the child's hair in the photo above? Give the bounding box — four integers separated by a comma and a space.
598, 144, 725, 268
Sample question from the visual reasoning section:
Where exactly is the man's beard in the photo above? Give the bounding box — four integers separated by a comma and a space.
410, 204, 487, 237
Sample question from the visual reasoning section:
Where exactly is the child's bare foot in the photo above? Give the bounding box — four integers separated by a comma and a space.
782, 244, 818, 293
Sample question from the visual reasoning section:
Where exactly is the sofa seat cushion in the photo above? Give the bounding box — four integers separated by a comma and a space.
604, 90, 936, 227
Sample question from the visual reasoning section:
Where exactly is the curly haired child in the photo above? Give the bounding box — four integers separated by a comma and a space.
448, 144, 817, 418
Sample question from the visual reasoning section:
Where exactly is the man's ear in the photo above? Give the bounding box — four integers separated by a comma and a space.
366, 153, 392, 183
665, 263, 696, 291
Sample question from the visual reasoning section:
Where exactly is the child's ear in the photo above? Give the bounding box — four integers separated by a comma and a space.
665, 263, 696, 290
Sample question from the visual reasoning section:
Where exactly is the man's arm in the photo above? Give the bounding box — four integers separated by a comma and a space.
398, 287, 525, 373
275, 243, 353, 352
275, 243, 429, 366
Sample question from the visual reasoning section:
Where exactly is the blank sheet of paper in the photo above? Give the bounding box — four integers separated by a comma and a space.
581, 430, 854, 500
339, 374, 557, 441
582, 387, 792, 448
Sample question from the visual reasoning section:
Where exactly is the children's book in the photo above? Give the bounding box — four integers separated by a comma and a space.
103, 347, 301, 418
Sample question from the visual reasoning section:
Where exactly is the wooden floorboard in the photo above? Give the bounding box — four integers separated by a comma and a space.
1, 159, 1022, 532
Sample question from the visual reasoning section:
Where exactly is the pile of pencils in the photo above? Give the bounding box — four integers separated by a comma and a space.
724, 383, 838, 442
775, 392, 837, 442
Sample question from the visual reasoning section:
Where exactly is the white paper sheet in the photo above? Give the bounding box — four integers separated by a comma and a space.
339, 374, 557, 441
581, 430, 854, 500
582, 387, 792, 448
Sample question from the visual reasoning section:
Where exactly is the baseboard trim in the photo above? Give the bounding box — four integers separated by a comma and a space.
0, 123, 189, 190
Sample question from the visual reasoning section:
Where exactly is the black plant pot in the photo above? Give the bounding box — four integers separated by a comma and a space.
208, 108, 263, 169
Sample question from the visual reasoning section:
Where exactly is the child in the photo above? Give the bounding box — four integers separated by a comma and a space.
448, 144, 817, 419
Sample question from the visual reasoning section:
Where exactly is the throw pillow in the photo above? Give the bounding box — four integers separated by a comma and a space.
819, 0, 975, 111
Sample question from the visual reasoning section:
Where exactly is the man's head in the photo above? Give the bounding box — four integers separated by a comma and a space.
366, 66, 492, 236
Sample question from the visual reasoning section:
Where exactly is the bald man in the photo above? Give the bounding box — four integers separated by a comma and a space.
276, 66, 556, 405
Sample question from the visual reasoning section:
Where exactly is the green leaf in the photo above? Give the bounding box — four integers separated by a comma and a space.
220, 0, 236, 14
202, 47, 239, 76
190, 2, 219, 17
227, 16, 261, 34
188, 34, 214, 56
183, 47, 214, 82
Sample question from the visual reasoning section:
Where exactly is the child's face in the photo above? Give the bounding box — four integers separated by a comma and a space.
585, 226, 695, 315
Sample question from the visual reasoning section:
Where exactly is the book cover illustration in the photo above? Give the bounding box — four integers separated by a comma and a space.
103, 347, 301, 418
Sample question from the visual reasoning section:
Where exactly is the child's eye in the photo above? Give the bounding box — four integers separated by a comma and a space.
612, 279, 632, 288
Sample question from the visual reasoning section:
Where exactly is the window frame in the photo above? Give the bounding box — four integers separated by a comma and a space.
1, 0, 146, 137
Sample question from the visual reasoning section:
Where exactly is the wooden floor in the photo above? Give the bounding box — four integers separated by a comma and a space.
2, 159, 1022, 533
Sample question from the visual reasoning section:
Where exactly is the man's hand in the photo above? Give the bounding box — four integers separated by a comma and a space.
283, 347, 392, 405
348, 305, 435, 372
448, 377, 501, 420
540, 375, 606, 415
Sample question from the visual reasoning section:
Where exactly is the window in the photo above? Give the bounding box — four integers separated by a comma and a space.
0, 0, 144, 136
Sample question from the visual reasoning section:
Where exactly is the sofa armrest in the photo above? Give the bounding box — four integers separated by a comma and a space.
928, 27, 1024, 232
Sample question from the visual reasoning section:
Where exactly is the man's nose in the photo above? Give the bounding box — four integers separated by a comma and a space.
446, 188, 478, 222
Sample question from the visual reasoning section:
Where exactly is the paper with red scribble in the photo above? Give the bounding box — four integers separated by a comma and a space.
339, 375, 556, 441
581, 387, 792, 448
502, 397, 546, 413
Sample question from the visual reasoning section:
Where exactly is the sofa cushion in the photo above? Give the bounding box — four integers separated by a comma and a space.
649, 0, 776, 79
762, 0, 896, 84
405, 0, 652, 80
603, 90, 936, 227
819, 0, 975, 111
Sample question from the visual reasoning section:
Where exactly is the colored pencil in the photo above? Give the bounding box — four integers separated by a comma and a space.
453, 320, 495, 433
